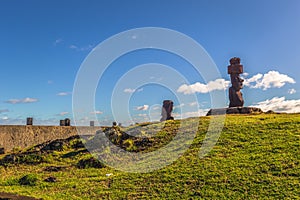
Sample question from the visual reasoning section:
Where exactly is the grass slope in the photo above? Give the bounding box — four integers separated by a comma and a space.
0, 114, 299, 199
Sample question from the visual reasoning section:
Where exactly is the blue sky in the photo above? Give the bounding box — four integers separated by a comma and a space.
0, 0, 300, 125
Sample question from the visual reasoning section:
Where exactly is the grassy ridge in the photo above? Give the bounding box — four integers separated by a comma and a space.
0, 114, 299, 199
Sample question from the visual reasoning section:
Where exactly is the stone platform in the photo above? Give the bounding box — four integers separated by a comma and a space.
206, 107, 263, 116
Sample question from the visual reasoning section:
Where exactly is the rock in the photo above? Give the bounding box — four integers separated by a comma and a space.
2, 154, 17, 163
44, 166, 65, 172
19, 174, 38, 186
265, 110, 276, 114
40, 140, 64, 151
77, 157, 105, 169
44, 176, 57, 183
71, 139, 85, 149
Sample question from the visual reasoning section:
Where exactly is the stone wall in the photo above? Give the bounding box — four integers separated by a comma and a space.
0, 125, 101, 153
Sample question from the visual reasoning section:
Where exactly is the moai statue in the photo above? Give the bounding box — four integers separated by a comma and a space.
26, 117, 33, 125
160, 100, 174, 121
65, 118, 71, 126
60, 120, 65, 126
228, 57, 244, 107
90, 121, 95, 127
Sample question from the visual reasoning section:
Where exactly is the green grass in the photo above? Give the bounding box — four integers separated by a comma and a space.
0, 114, 299, 199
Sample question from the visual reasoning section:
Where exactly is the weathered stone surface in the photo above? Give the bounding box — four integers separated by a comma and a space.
206, 107, 264, 116
228, 57, 244, 108
160, 100, 174, 121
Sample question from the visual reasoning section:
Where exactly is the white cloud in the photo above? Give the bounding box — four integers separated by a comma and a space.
57, 92, 71, 96
174, 103, 185, 109
251, 96, 300, 113
244, 71, 295, 90
288, 89, 296, 94
136, 105, 149, 111
242, 72, 249, 77
177, 79, 230, 94
23, 98, 38, 103
152, 106, 161, 110
2, 116, 8, 120
90, 110, 103, 115
70, 45, 77, 49
0, 109, 9, 113
54, 38, 63, 46
5, 98, 38, 104
70, 44, 94, 51
189, 101, 198, 106
124, 88, 143, 93
124, 88, 135, 93
138, 114, 147, 117
47, 80, 54, 84
59, 112, 69, 116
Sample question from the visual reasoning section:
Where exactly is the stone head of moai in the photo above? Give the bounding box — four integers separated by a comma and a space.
160, 100, 174, 122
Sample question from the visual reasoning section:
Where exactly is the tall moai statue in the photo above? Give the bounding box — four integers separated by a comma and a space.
160, 100, 174, 121
228, 57, 244, 107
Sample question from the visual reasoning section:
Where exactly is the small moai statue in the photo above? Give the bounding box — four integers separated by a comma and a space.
228, 57, 244, 107
112, 121, 117, 126
60, 120, 65, 126
118, 123, 122, 127
65, 118, 71, 126
26, 117, 33, 125
160, 100, 174, 121
90, 121, 95, 127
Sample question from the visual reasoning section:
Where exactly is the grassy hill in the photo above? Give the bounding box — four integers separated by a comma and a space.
0, 114, 299, 199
